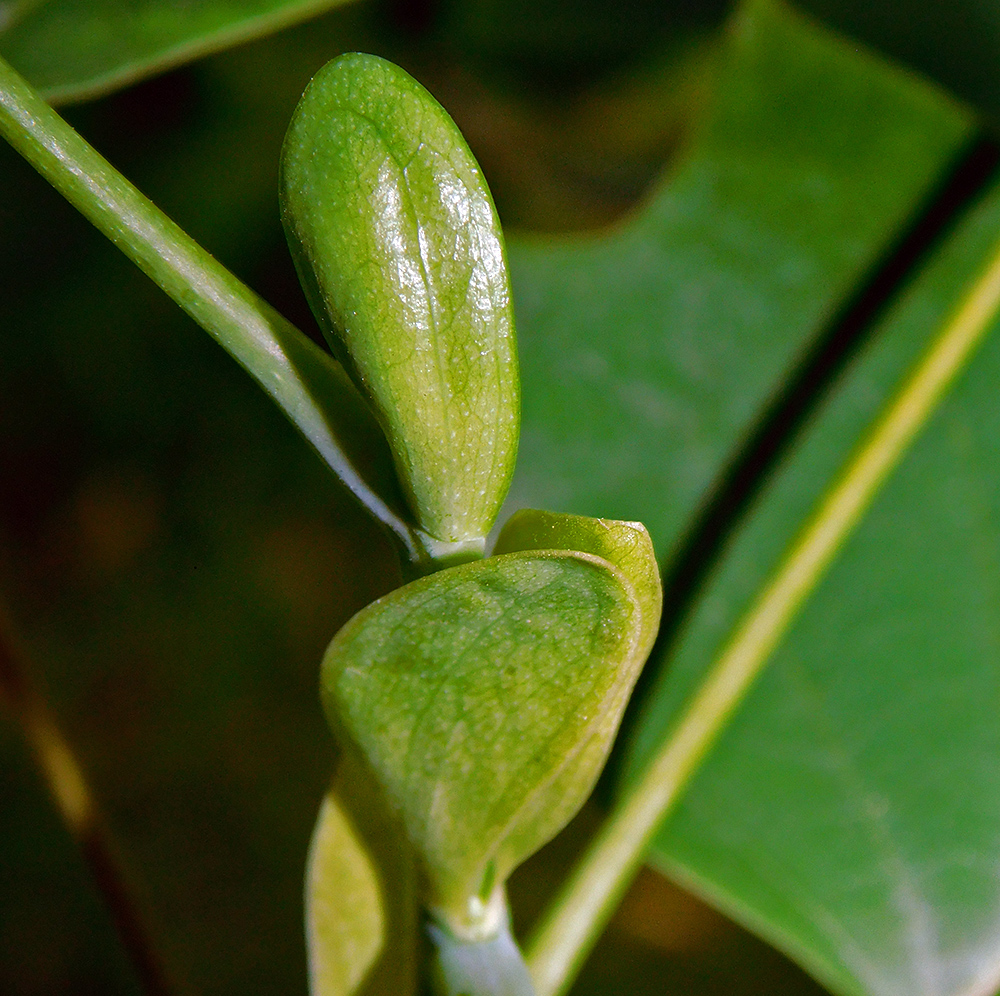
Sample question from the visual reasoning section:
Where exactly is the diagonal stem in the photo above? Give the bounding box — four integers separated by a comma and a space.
525, 229, 1000, 996
0, 602, 173, 996
0, 52, 423, 565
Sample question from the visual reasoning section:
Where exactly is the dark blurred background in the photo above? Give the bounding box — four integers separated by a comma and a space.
1, 0, 993, 993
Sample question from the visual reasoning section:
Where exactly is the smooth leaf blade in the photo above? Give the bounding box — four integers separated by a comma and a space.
307, 793, 387, 996
627, 177, 1000, 996
321, 551, 643, 937
500, 0, 996, 992
281, 53, 519, 548
306, 761, 418, 996
494, 509, 662, 654
505, 0, 971, 559
0, 0, 356, 103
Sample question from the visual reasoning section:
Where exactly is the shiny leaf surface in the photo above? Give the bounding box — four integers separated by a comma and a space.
321, 551, 644, 936
281, 53, 519, 549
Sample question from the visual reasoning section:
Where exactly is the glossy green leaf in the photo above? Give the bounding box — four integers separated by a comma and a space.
320, 550, 644, 938
0, 0, 355, 103
281, 53, 519, 551
625, 157, 1000, 996
306, 760, 417, 996
494, 509, 661, 655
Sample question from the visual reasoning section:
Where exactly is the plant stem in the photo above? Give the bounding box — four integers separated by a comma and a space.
0, 54, 423, 564
0, 603, 173, 996
525, 232, 1000, 996
429, 909, 537, 996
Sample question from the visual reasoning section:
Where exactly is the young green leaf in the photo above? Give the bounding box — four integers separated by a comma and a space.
320, 548, 651, 939
281, 53, 519, 551
493, 509, 661, 653
306, 759, 418, 996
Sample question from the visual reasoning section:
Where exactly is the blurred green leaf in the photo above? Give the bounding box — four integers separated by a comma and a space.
626, 142, 1000, 996
307, 791, 387, 996
504, 0, 970, 555
0, 0, 356, 103
306, 761, 418, 996
502, 0, 1000, 991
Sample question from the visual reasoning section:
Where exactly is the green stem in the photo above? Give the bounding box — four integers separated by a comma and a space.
0, 53, 424, 564
525, 231, 1000, 996
429, 909, 536, 996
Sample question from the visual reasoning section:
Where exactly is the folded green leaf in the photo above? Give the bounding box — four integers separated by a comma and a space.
494, 509, 661, 653
281, 53, 519, 549
320, 548, 651, 938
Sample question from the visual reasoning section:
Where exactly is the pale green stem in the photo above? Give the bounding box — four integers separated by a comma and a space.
0, 53, 424, 564
430, 907, 537, 996
526, 233, 1000, 996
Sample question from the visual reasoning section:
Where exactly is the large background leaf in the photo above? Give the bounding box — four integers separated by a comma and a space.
0, 0, 354, 102
505, 0, 968, 586
506, 3, 1000, 995
625, 115, 1000, 996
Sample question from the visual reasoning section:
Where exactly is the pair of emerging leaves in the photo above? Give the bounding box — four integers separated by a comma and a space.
280, 52, 662, 990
